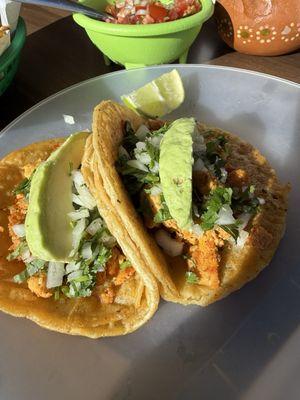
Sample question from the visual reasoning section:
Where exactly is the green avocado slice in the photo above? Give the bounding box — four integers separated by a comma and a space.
159, 118, 195, 230
25, 131, 90, 262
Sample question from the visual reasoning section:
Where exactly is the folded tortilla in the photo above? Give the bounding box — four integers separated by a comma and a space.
90, 100, 289, 306
0, 138, 159, 337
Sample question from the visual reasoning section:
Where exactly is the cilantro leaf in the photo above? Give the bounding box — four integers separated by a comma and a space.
151, 124, 169, 136
12, 175, 33, 199
185, 271, 199, 284
231, 185, 260, 215
200, 187, 233, 231
220, 223, 240, 242
153, 195, 172, 223
205, 135, 228, 163
7, 240, 27, 261
123, 121, 139, 156
120, 260, 132, 270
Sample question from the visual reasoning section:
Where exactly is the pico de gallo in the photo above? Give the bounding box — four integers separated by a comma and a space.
105, 0, 202, 24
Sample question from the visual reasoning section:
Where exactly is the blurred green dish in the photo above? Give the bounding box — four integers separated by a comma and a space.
0, 18, 26, 96
73, 0, 214, 69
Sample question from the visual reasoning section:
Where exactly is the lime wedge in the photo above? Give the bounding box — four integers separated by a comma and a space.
121, 69, 185, 118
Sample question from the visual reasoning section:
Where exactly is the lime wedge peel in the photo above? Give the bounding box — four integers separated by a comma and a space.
121, 69, 185, 118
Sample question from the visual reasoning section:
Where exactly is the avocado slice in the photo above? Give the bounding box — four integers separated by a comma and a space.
159, 118, 195, 230
25, 131, 90, 262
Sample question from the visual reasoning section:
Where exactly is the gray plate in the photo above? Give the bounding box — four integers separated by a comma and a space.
0, 65, 299, 400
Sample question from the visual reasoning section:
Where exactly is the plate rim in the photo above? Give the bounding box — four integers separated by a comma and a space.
1, 63, 299, 138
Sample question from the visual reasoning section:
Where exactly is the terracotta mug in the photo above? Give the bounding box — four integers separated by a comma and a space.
215, 0, 300, 56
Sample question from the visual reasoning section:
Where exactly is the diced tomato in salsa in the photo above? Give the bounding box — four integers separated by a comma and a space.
105, 0, 201, 24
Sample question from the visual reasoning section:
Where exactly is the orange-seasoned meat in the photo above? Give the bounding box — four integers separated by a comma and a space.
227, 168, 249, 188
193, 170, 218, 196
189, 231, 220, 289
249, 225, 273, 250
114, 266, 135, 286
96, 271, 107, 286
143, 192, 198, 245
107, 247, 122, 277
8, 194, 28, 252
27, 273, 53, 298
100, 286, 115, 304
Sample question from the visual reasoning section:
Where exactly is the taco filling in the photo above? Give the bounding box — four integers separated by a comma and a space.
116, 118, 267, 290
7, 146, 135, 304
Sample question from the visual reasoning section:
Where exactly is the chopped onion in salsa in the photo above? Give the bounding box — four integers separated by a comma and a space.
105, 0, 202, 24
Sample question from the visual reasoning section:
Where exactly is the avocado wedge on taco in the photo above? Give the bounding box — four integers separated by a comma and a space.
0, 132, 159, 337
90, 100, 289, 306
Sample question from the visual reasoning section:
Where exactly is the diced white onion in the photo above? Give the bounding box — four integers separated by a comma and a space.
119, 145, 130, 159
149, 135, 162, 148
67, 270, 82, 282
76, 185, 97, 210
136, 9, 147, 15
216, 204, 236, 225
21, 249, 33, 263
154, 229, 184, 257
72, 194, 84, 207
193, 134, 206, 154
127, 159, 149, 172
63, 114, 75, 125
193, 203, 200, 218
135, 141, 147, 152
220, 167, 228, 183
239, 213, 251, 230
71, 170, 85, 187
81, 242, 93, 259
150, 185, 162, 196
12, 224, 26, 238
71, 218, 87, 255
86, 218, 103, 236
65, 261, 81, 274
136, 125, 150, 140
68, 209, 89, 221
136, 152, 151, 165
101, 232, 117, 248
258, 197, 265, 205
190, 223, 203, 237
149, 161, 159, 174
193, 157, 205, 172
236, 230, 249, 248
46, 262, 65, 288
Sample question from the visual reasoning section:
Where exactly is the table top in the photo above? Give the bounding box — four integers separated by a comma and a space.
0, 15, 299, 130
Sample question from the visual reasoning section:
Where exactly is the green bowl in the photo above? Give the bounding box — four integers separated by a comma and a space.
0, 18, 26, 96
73, 0, 214, 69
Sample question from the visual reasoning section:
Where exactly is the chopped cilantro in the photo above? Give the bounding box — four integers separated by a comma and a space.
200, 187, 233, 231
205, 135, 228, 162
185, 271, 199, 284
220, 223, 240, 242
54, 288, 60, 300
203, 136, 229, 181
68, 162, 73, 176
231, 185, 260, 215
123, 121, 139, 156
120, 260, 131, 270
12, 174, 34, 199
7, 240, 27, 261
153, 195, 172, 223
13, 270, 29, 283
151, 124, 169, 136
93, 245, 112, 272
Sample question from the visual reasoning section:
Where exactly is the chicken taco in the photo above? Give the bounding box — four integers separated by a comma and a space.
0, 132, 159, 337
90, 100, 289, 306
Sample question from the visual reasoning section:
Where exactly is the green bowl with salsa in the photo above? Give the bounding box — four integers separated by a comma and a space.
73, 0, 214, 69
